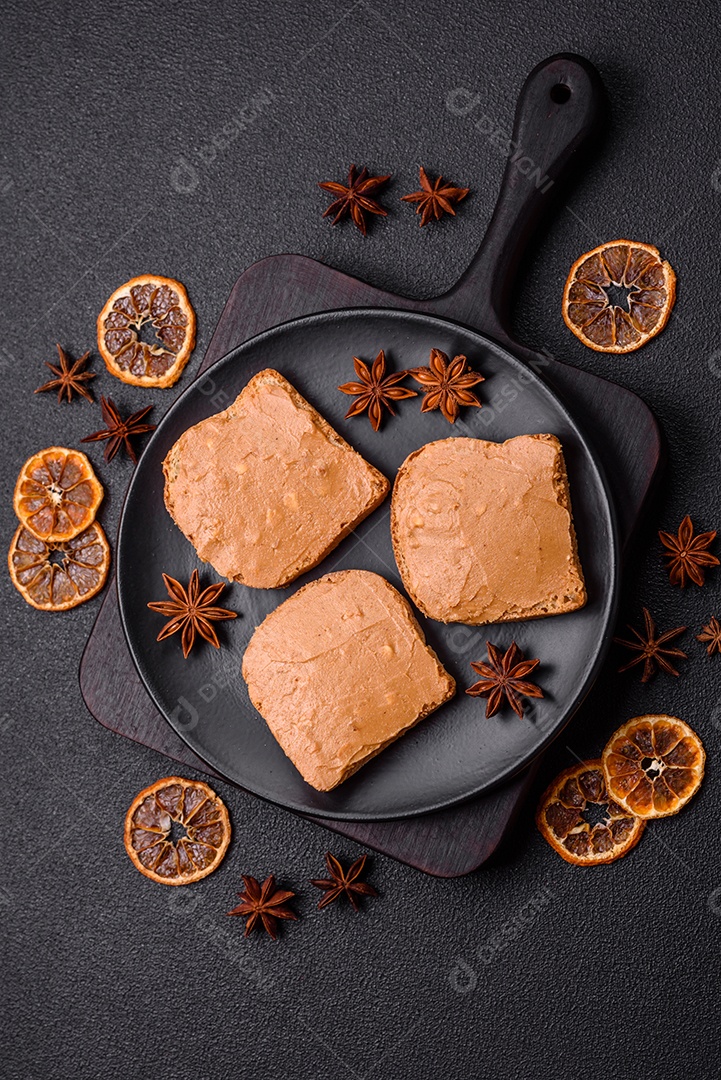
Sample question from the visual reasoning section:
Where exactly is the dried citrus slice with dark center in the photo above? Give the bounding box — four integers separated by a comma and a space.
562, 240, 676, 353
536, 759, 645, 865
8, 521, 110, 611
97, 274, 196, 388
602, 715, 705, 819
124, 777, 231, 885
13, 447, 103, 542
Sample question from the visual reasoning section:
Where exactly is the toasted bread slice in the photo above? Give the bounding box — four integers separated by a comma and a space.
391, 434, 586, 624
242, 569, 456, 791
163, 370, 389, 588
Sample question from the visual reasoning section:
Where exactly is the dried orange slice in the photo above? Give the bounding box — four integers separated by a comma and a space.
13, 447, 103, 542
562, 240, 676, 353
124, 777, 231, 886
8, 521, 110, 611
536, 759, 645, 865
602, 715, 705, 819
97, 274, 196, 388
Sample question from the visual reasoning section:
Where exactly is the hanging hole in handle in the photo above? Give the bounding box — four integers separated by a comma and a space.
550, 83, 571, 104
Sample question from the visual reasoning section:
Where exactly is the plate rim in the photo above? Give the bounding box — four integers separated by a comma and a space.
116, 306, 620, 820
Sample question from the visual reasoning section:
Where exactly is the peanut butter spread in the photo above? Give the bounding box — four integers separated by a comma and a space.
163, 370, 389, 589
242, 569, 456, 791
391, 434, 586, 625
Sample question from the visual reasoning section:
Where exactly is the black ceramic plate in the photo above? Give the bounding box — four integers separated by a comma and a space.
117, 309, 618, 820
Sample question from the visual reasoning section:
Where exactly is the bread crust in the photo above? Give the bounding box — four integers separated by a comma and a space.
163, 370, 389, 588
242, 569, 456, 791
390, 434, 586, 625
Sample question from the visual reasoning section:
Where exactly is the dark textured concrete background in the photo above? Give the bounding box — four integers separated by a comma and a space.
3, 1, 720, 1077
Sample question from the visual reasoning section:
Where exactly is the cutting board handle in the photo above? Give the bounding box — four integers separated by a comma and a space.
442, 53, 605, 339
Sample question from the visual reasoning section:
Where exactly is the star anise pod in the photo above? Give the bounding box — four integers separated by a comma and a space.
81, 396, 155, 463
659, 515, 719, 587
614, 607, 687, 682
697, 616, 721, 656
466, 641, 544, 719
338, 349, 416, 431
410, 348, 484, 424
310, 853, 378, 912
401, 166, 470, 227
35, 343, 96, 403
147, 569, 237, 658
227, 875, 298, 940
318, 163, 391, 236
